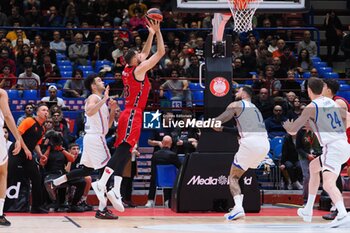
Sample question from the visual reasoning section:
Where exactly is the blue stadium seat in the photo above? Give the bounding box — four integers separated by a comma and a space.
57, 60, 71, 66
163, 90, 172, 100
269, 137, 284, 160
313, 61, 327, 69
323, 72, 339, 79
303, 72, 311, 78
192, 90, 204, 106
56, 53, 67, 60
189, 82, 204, 91
155, 165, 178, 206
311, 57, 321, 63
23, 90, 38, 99
7, 90, 19, 99
78, 65, 94, 72
61, 71, 73, 78
58, 66, 73, 72
318, 67, 333, 77
83, 70, 94, 77
337, 91, 350, 101
340, 84, 350, 91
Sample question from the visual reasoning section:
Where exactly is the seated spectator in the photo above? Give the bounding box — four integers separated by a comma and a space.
41, 85, 66, 109
51, 110, 71, 148
16, 103, 35, 126
68, 33, 89, 66
41, 134, 85, 212
264, 105, 287, 139
7, 7, 26, 26
36, 42, 57, 67
144, 135, 182, 208
232, 42, 243, 61
0, 48, 16, 75
297, 31, 317, 57
0, 65, 16, 89
185, 54, 200, 80
129, 8, 146, 31
267, 35, 279, 53
159, 69, 192, 107
232, 57, 253, 84
80, 21, 95, 42
240, 45, 257, 72
44, 5, 62, 27
63, 4, 79, 27
280, 134, 303, 190
37, 55, 61, 84
297, 49, 313, 74
281, 70, 302, 97
280, 46, 297, 70
17, 64, 40, 89
253, 88, 275, 120
255, 39, 272, 71
89, 34, 108, 69
287, 97, 303, 120
3, 126, 13, 150
24, 5, 43, 28
272, 57, 287, 79
108, 71, 124, 97
6, 23, 27, 42
63, 69, 87, 98
16, 44, 33, 71
272, 39, 285, 58
253, 65, 281, 96
109, 37, 124, 63
50, 31, 67, 54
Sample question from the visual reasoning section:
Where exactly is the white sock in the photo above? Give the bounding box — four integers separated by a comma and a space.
304, 194, 316, 213
98, 167, 114, 188
0, 198, 4, 216
234, 194, 243, 209
53, 175, 67, 186
98, 199, 106, 211
335, 201, 347, 217
113, 176, 123, 197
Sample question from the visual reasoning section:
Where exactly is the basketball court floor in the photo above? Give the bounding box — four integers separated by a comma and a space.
1, 207, 350, 233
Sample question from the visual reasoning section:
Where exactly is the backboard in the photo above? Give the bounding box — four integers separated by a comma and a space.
172, 0, 310, 12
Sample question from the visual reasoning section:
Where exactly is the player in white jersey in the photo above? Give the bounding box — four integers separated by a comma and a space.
0, 88, 22, 226
283, 77, 350, 227
46, 74, 118, 219
213, 86, 269, 220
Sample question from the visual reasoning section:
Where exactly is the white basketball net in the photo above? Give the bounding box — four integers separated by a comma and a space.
227, 0, 262, 33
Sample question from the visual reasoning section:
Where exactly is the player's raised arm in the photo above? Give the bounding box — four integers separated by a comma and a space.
138, 20, 156, 62
134, 20, 165, 80
214, 102, 239, 126
85, 93, 106, 117
283, 103, 315, 135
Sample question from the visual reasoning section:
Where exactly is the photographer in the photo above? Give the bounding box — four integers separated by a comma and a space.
41, 130, 85, 212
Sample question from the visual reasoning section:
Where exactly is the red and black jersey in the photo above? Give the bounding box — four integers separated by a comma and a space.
122, 65, 151, 110
18, 117, 45, 152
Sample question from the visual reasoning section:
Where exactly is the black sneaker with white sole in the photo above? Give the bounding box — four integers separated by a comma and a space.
95, 208, 119, 220
0, 215, 11, 226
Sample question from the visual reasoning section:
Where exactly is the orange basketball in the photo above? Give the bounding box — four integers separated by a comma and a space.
146, 8, 163, 22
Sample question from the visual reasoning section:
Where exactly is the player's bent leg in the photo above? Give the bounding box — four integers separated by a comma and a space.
225, 165, 246, 221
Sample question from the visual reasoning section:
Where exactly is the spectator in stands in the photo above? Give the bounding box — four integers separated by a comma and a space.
287, 97, 303, 120
341, 25, 350, 78
159, 69, 192, 107
41, 85, 66, 108
267, 35, 279, 53
264, 105, 287, 139
232, 42, 243, 61
36, 42, 57, 67
12, 33, 30, 47
37, 55, 61, 84
50, 31, 67, 54
63, 4, 79, 27
7, 7, 26, 27
0, 65, 16, 89
40, 133, 85, 213
253, 87, 275, 120
17, 103, 35, 126
297, 49, 313, 74
178, 44, 192, 70
109, 71, 124, 97
129, 8, 146, 31
17, 64, 40, 90
24, 5, 43, 28
232, 57, 253, 84
281, 70, 302, 97
110, 38, 124, 64
254, 65, 281, 96
80, 21, 95, 42
144, 135, 182, 208
296, 126, 322, 203
272, 39, 285, 58
89, 34, 108, 69
96, 0, 112, 26
324, 10, 343, 65
8, 103, 49, 213
44, 6, 62, 27
3, 126, 12, 150
297, 30, 317, 57
255, 39, 272, 71
272, 57, 287, 79
44, 117, 54, 131
280, 134, 303, 190
279, 46, 297, 71
68, 33, 89, 66
51, 110, 70, 148
0, 48, 16, 75
194, 37, 205, 61
63, 69, 87, 98
16, 44, 33, 70
185, 54, 200, 80
0, 6, 8, 26
240, 45, 257, 72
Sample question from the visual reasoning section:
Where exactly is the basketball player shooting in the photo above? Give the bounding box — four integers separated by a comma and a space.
283, 78, 350, 227
91, 19, 165, 212
213, 86, 269, 220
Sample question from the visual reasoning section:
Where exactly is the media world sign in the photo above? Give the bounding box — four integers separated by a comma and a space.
186, 175, 229, 186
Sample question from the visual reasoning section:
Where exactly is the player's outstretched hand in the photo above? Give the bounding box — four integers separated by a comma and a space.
108, 99, 118, 111
282, 119, 296, 135
147, 19, 160, 34
104, 85, 110, 100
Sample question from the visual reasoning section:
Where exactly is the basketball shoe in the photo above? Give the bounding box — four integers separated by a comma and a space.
95, 208, 119, 220
297, 208, 312, 222
0, 215, 10, 226
107, 189, 125, 212
224, 207, 245, 220
329, 213, 350, 228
